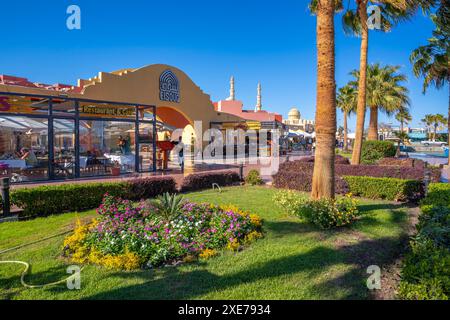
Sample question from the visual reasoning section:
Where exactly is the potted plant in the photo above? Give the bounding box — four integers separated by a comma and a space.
110, 160, 121, 176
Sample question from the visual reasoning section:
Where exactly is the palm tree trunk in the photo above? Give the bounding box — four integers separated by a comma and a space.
343, 110, 348, 151
433, 124, 437, 141
311, 0, 336, 200
368, 106, 379, 140
351, 0, 369, 165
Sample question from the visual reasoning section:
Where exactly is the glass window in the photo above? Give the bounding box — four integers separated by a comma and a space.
138, 122, 155, 172
79, 102, 135, 119
0, 116, 48, 182
53, 119, 75, 179
79, 120, 135, 177
0, 94, 49, 115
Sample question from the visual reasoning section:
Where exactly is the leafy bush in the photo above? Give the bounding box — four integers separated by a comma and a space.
245, 169, 264, 186
398, 182, 450, 300
11, 177, 177, 218
273, 190, 359, 229
421, 183, 450, 207
180, 171, 240, 192
398, 241, 450, 300
361, 140, 396, 164
342, 176, 424, 201
63, 195, 263, 269
150, 193, 184, 221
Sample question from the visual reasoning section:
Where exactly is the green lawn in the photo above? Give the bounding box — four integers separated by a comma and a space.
0, 186, 411, 300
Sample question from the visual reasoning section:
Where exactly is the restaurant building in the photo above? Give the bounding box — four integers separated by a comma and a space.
0, 64, 283, 183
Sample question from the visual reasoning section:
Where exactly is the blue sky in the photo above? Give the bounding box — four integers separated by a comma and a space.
0, 0, 447, 130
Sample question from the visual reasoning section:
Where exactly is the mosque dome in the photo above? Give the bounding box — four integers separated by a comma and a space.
288, 107, 300, 120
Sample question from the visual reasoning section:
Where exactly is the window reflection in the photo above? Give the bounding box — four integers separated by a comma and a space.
0, 116, 48, 182
79, 120, 135, 176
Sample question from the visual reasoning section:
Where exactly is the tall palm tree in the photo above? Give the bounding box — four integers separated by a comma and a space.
395, 108, 412, 135
309, 0, 337, 199
340, 0, 437, 164
337, 85, 357, 151
350, 63, 410, 140
410, 3, 449, 162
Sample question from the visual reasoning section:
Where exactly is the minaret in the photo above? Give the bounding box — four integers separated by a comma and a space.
255, 82, 262, 111
226, 76, 235, 101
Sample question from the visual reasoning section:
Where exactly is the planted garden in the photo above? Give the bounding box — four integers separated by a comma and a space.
63, 193, 263, 270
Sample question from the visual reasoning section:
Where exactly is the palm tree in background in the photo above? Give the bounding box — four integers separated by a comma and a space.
337, 85, 357, 151
432, 114, 447, 141
350, 63, 410, 140
410, 2, 449, 162
309, 0, 337, 199
395, 108, 412, 134
336, 0, 437, 164
422, 114, 435, 140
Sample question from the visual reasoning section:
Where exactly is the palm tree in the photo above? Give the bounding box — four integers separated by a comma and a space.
395, 108, 412, 134
309, 0, 337, 199
410, 4, 449, 162
340, 0, 437, 164
421, 114, 435, 140
350, 63, 410, 140
432, 114, 447, 141
337, 85, 357, 151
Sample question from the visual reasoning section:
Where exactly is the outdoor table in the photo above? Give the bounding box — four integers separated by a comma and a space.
104, 153, 135, 171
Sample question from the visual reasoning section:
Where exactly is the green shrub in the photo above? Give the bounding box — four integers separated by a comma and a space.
273, 190, 359, 229
421, 183, 450, 207
361, 140, 396, 164
398, 241, 450, 300
10, 177, 176, 218
343, 176, 424, 201
245, 169, 264, 186
398, 182, 450, 300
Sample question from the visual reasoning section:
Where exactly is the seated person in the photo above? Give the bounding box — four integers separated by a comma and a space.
16, 147, 38, 168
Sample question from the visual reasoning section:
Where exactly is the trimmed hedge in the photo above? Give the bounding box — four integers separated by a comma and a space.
398, 183, 450, 300
180, 171, 240, 192
342, 176, 424, 201
377, 157, 425, 170
277, 161, 427, 181
421, 183, 450, 207
361, 140, 396, 164
10, 177, 176, 218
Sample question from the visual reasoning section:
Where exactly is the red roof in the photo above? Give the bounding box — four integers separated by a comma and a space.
0, 74, 81, 93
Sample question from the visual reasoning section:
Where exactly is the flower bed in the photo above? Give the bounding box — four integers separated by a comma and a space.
63, 194, 263, 270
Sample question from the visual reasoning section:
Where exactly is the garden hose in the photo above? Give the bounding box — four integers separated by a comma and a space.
0, 229, 83, 289
0, 260, 84, 289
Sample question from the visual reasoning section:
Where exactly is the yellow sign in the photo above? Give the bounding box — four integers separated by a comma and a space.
80, 105, 135, 117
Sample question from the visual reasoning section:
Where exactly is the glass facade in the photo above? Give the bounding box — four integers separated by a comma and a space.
0, 93, 156, 183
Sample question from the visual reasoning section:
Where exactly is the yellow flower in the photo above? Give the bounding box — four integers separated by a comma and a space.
227, 238, 240, 251
199, 248, 218, 259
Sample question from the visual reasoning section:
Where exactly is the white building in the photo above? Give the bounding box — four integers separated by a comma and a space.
283, 107, 315, 133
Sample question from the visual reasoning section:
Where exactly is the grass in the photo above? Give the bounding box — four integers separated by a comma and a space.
0, 186, 410, 300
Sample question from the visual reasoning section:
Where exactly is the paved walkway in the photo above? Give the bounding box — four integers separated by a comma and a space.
10, 152, 312, 190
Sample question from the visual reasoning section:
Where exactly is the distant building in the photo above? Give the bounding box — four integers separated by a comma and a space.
283, 107, 315, 133
213, 77, 284, 131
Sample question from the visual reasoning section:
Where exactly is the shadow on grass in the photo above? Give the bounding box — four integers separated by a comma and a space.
84, 236, 404, 300
0, 264, 70, 299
